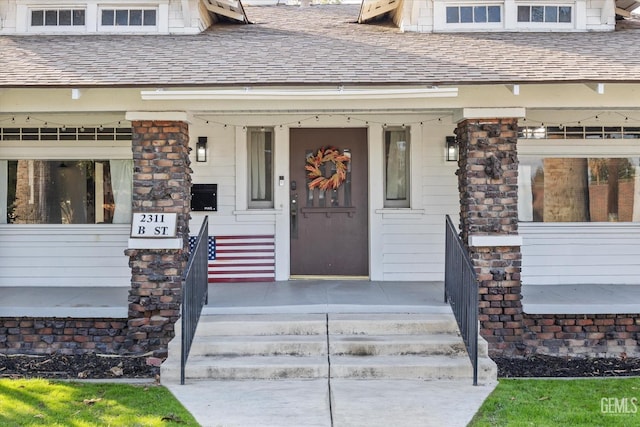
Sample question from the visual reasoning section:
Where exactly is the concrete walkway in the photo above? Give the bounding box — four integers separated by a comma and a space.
165, 378, 496, 427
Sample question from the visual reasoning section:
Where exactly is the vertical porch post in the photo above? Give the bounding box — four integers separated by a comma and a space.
456, 109, 526, 356
124, 115, 192, 361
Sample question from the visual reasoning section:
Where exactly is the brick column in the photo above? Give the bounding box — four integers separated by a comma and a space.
124, 120, 191, 358
456, 116, 525, 356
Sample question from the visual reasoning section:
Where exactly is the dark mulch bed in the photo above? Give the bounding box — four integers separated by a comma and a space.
0, 353, 159, 380
495, 355, 640, 378
2, 353, 640, 379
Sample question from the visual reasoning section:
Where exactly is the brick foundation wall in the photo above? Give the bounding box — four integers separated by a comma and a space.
522, 314, 640, 358
0, 318, 127, 355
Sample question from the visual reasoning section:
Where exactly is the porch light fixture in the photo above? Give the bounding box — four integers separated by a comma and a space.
196, 137, 207, 162
446, 136, 458, 162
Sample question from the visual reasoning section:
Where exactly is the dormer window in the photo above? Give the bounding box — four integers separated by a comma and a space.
517, 5, 572, 23
100, 9, 157, 27
446, 5, 501, 24
31, 9, 86, 27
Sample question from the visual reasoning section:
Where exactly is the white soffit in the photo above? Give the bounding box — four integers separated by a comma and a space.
140, 87, 458, 101
358, 0, 401, 23
616, 0, 640, 16
202, 0, 249, 23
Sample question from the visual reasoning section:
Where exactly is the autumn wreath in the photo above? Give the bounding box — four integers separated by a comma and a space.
305, 146, 350, 191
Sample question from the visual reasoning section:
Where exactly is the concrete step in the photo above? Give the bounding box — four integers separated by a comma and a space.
162, 312, 497, 385
162, 355, 329, 381
328, 313, 460, 335
329, 334, 468, 357
330, 355, 497, 382
186, 335, 328, 357
185, 314, 327, 336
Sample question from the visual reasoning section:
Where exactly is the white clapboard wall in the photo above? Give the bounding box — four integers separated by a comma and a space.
520, 223, 640, 285
0, 225, 131, 287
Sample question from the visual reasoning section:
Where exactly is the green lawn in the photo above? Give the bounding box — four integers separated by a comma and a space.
470, 378, 640, 427
0, 378, 199, 427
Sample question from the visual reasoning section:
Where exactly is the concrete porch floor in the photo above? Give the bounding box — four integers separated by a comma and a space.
0, 281, 450, 318
2, 281, 640, 318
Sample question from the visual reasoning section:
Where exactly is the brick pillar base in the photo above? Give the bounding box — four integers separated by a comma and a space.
124, 120, 191, 358
456, 117, 525, 356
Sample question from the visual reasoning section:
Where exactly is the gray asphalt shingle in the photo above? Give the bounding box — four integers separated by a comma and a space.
1, 4, 640, 87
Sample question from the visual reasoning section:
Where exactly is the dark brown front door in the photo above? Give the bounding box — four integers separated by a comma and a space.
289, 128, 369, 276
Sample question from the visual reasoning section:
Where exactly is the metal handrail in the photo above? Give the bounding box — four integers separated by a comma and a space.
444, 215, 479, 386
181, 216, 209, 385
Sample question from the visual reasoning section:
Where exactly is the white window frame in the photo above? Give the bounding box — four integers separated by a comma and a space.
247, 127, 275, 209
434, 1, 504, 31
25, 6, 87, 33
16, 1, 170, 34
1, 135, 132, 226
98, 6, 159, 32
518, 137, 640, 223
514, 2, 574, 29
383, 127, 411, 208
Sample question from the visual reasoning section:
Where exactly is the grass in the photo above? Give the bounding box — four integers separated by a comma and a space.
0, 378, 199, 427
470, 377, 640, 427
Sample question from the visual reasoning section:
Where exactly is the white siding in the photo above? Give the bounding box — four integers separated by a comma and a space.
521, 223, 640, 285
377, 119, 459, 281
0, 225, 130, 287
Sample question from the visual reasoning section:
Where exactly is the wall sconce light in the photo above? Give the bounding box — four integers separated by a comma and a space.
196, 137, 207, 162
446, 136, 458, 162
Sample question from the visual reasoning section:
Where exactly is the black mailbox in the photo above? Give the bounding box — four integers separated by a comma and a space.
191, 184, 217, 212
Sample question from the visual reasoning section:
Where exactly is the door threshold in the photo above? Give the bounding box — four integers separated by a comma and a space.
289, 275, 370, 281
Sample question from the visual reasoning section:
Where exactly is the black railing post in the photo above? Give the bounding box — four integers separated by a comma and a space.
444, 215, 479, 386
181, 216, 209, 385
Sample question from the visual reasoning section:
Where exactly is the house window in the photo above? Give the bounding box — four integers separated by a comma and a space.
2, 160, 132, 224
248, 128, 274, 209
446, 5, 501, 23
31, 9, 85, 27
517, 6, 572, 23
101, 9, 157, 26
384, 128, 410, 208
519, 157, 640, 222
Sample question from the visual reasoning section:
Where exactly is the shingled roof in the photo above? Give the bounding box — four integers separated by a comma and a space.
2, 4, 640, 88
